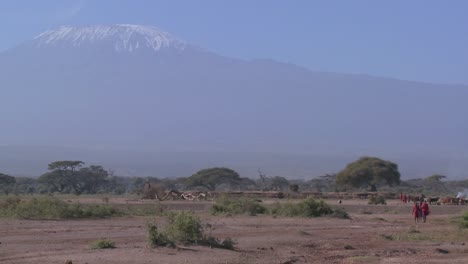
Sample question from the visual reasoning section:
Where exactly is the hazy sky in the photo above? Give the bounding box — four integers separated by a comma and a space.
1, 0, 467, 84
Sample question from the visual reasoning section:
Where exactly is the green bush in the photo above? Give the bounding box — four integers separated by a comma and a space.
147, 222, 174, 247
272, 198, 333, 217
146, 211, 235, 250
460, 212, 468, 229
165, 211, 204, 243
0, 197, 118, 219
332, 208, 351, 219
211, 196, 267, 216
368, 196, 386, 205
201, 236, 236, 250
90, 238, 116, 249
0, 196, 21, 217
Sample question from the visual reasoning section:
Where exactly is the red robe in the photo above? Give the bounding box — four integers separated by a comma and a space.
412, 204, 420, 217
421, 203, 429, 215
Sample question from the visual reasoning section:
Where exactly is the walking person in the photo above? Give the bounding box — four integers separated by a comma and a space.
418, 201, 423, 222
412, 202, 420, 224
421, 201, 430, 223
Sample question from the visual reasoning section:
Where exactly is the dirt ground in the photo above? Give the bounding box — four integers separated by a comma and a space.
1, 198, 467, 264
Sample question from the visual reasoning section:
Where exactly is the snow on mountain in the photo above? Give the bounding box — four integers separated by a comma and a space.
32, 24, 186, 52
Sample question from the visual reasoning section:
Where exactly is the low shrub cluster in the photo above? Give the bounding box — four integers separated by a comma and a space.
90, 238, 116, 249
0, 196, 118, 219
332, 208, 351, 219
211, 196, 267, 216
211, 196, 349, 219
147, 211, 235, 250
368, 196, 386, 205
460, 212, 468, 229
271, 198, 333, 217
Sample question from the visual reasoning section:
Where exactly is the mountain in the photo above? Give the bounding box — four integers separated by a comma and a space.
32, 24, 186, 52
0, 24, 467, 178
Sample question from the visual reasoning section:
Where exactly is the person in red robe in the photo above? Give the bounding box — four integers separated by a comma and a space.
421, 201, 430, 223
400, 192, 403, 201
412, 202, 420, 224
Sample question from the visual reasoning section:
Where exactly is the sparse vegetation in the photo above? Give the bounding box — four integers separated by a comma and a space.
270, 198, 333, 217
368, 196, 386, 205
0, 196, 118, 219
460, 212, 468, 229
147, 211, 235, 250
147, 222, 175, 247
211, 195, 267, 216
165, 211, 204, 243
90, 238, 116, 249
344, 245, 355, 250
332, 208, 351, 219
408, 226, 420, 233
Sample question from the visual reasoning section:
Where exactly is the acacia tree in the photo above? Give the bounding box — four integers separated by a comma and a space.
185, 167, 241, 191
77, 165, 109, 194
336, 157, 401, 191
424, 174, 448, 193
39, 161, 85, 193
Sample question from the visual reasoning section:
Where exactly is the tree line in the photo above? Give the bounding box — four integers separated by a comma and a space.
0, 161, 294, 195
1, 157, 466, 195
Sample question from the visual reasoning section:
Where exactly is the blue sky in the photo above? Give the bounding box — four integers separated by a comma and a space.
1, 0, 467, 84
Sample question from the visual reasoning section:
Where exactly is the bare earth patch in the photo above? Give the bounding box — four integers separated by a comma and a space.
0, 199, 467, 264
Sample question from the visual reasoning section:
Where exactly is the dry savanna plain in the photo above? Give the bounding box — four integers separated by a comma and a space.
1, 196, 467, 264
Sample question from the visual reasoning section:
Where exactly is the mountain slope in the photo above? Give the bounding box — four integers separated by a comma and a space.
0, 24, 467, 178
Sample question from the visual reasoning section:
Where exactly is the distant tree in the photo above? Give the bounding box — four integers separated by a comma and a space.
289, 184, 299, 193
185, 167, 241, 191
424, 174, 448, 193
257, 169, 269, 191
308, 174, 337, 192
320, 174, 338, 192
270, 176, 290, 191
0, 173, 16, 195
39, 160, 85, 193
238, 177, 257, 191
77, 165, 109, 194
255, 170, 289, 191
336, 157, 401, 191
48, 160, 85, 171
13, 177, 38, 194
38, 170, 68, 193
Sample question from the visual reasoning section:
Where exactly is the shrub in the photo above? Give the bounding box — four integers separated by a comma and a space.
0, 196, 21, 217
211, 196, 267, 216
201, 236, 236, 250
332, 208, 351, 219
165, 211, 204, 243
368, 196, 386, 205
460, 212, 468, 229
272, 198, 333, 217
408, 226, 420, 233
90, 238, 116, 249
147, 222, 174, 247
14, 197, 72, 219
0, 197, 118, 219
146, 211, 235, 250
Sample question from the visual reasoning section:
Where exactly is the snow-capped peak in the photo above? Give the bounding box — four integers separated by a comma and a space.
33, 24, 186, 52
